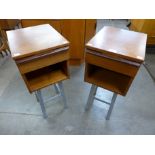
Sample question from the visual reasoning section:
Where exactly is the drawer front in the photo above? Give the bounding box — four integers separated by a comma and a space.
85, 52, 140, 77
17, 50, 69, 74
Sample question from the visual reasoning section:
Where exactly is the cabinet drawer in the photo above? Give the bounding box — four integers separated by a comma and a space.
85, 51, 140, 77
16, 47, 69, 74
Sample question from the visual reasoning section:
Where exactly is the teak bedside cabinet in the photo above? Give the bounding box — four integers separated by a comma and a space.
84, 26, 147, 120
7, 24, 70, 118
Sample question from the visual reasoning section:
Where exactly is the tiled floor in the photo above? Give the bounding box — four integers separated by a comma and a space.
96, 19, 129, 32
0, 20, 155, 134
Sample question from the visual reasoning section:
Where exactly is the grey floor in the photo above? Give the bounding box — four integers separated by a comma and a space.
0, 20, 155, 135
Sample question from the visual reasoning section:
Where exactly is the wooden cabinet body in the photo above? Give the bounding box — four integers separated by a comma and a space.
85, 26, 147, 96
0, 19, 20, 30
0, 19, 20, 52
21, 19, 96, 65
21, 19, 61, 33
7, 24, 70, 93
129, 19, 155, 45
61, 19, 85, 65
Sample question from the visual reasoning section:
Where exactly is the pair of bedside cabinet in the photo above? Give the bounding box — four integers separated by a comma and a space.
6, 24, 147, 120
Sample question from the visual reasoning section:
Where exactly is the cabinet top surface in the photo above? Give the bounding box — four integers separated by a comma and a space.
6, 24, 69, 59
86, 26, 147, 62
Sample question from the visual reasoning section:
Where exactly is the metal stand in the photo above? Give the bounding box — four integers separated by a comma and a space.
35, 82, 67, 118
85, 84, 117, 120
35, 90, 48, 119
57, 81, 68, 108
54, 84, 60, 94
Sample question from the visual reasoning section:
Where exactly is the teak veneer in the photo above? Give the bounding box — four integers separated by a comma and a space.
85, 26, 147, 96
7, 24, 70, 93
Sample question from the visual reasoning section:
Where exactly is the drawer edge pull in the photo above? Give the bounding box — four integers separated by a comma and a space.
86, 50, 140, 67
16, 46, 69, 64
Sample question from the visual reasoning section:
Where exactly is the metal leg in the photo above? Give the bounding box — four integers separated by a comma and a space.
54, 84, 60, 94
35, 92, 39, 102
106, 93, 117, 120
36, 90, 48, 118
85, 84, 97, 110
58, 81, 68, 108
85, 85, 118, 120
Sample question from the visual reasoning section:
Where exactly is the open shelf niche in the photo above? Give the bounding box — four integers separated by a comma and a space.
85, 63, 133, 95
24, 61, 69, 92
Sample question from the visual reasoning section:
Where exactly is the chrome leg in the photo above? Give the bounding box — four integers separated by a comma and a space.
85, 84, 97, 110
106, 93, 117, 120
36, 90, 48, 118
85, 84, 118, 120
35, 92, 39, 102
58, 81, 68, 108
54, 84, 60, 94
